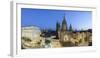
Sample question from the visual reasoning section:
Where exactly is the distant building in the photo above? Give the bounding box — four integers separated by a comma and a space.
21, 26, 45, 48
22, 26, 41, 39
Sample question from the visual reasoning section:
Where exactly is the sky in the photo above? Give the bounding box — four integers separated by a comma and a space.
21, 8, 92, 30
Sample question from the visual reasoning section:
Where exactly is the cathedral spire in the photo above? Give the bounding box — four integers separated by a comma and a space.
56, 21, 60, 32
61, 15, 67, 31
69, 24, 73, 32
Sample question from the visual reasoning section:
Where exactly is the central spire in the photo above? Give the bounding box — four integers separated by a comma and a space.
61, 15, 67, 31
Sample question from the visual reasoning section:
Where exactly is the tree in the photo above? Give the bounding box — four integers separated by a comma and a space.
21, 37, 32, 42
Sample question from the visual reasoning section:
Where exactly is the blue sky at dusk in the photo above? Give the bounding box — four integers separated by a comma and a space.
21, 8, 92, 30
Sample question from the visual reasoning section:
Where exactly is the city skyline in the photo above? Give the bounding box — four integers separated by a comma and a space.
21, 8, 92, 30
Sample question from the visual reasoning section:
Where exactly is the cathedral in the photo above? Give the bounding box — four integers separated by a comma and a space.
56, 16, 92, 47
56, 16, 74, 46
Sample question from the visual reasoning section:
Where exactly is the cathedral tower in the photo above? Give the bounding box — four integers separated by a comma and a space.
59, 16, 68, 42
56, 22, 60, 39
61, 16, 67, 31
